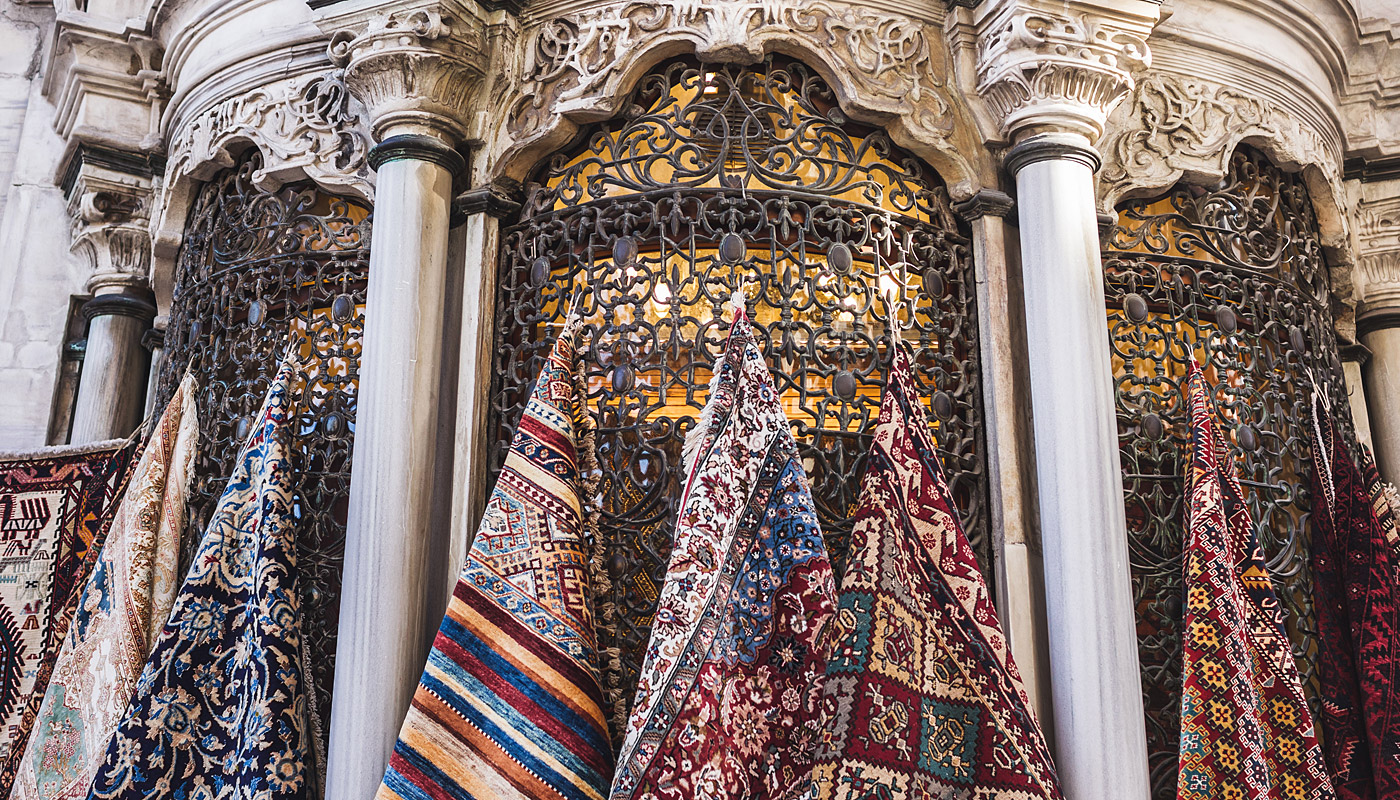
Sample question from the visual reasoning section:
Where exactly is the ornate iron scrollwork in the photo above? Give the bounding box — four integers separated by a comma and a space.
154, 150, 370, 748
492, 56, 985, 728
1103, 146, 1354, 798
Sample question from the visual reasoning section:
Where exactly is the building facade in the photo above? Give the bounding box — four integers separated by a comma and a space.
0, 0, 1398, 798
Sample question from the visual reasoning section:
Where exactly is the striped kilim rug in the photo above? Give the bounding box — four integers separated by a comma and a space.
1177, 361, 1334, 800
609, 307, 836, 800
810, 343, 1062, 800
377, 315, 614, 800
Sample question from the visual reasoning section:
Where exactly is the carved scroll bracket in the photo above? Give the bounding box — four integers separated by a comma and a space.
150, 71, 373, 313
1098, 71, 1356, 342
492, 0, 990, 200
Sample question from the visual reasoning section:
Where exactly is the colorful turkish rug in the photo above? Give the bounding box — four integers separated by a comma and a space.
610, 307, 836, 800
10, 374, 198, 800
809, 343, 1062, 800
0, 437, 135, 780
87, 355, 315, 800
1308, 398, 1400, 800
376, 316, 615, 800
1178, 362, 1334, 800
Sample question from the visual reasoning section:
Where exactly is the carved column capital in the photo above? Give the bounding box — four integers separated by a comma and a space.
320, 0, 490, 145
1357, 195, 1400, 335
61, 144, 158, 295
973, 0, 1159, 144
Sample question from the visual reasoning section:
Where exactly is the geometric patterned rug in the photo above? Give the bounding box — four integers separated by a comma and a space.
1178, 361, 1334, 800
810, 343, 1062, 800
0, 437, 135, 779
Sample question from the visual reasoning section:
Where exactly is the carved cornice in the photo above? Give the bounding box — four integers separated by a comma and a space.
320, 0, 489, 144
499, 0, 980, 194
1097, 73, 1337, 213
515, 2, 950, 138
973, 0, 1158, 143
165, 71, 372, 199
43, 14, 167, 154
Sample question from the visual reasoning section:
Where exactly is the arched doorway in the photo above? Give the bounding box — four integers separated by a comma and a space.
490, 55, 986, 726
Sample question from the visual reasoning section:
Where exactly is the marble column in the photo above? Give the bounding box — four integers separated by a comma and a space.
327, 136, 464, 800
447, 181, 519, 575
973, 2, 1159, 797
69, 284, 155, 443
316, 3, 487, 798
1361, 302, 1400, 481
956, 189, 1053, 730
1008, 134, 1149, 798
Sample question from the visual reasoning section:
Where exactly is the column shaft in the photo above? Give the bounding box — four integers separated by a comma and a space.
962, 195, 1053, 730
325, 151, 457, 800
447, 211, 500, 574
69, 291, 154, 443
1364, 326, 1400, 482
1011, 137, 1150, 800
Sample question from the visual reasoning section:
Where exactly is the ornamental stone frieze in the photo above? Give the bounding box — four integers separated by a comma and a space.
1356, 196, 1400, 328
972, 0, 1158, 144
493, 0, 990, 198
1097, 74, 1342, 216
320, 0, 490, 145
164, 72, 372, 200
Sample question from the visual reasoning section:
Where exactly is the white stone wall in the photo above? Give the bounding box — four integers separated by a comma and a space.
0, 2, 76, 448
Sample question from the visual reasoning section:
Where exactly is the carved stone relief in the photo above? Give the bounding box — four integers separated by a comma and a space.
165, 72, 373, 200
500, 0, 984, 194
1098, 74, 1339, 214
973, 1, 1154, 142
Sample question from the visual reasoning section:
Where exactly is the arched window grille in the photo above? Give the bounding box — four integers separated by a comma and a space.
154, 149, 370, 744
491, 55, 986, 725
1103, 145, 1355, 798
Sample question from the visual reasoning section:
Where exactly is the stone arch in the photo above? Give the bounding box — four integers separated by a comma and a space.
481, 2, 996, 202
150, 72, 373, 313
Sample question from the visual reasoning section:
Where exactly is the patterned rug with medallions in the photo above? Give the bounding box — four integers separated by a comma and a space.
809, 343, 1062, 800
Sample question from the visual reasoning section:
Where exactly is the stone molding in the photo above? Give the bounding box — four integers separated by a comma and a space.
494, 0, 987, 198
321, 0, 490, 144
972, 0, 1158, 144
1097, 73, 1339, 214
164, 71, 373, 200
62, 145, 158, 296
43, 13, 166, 155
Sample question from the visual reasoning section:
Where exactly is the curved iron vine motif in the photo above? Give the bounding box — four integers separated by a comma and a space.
494, 55, 985, 728
1104, 146, 1354, 799
154, 150, 370, 751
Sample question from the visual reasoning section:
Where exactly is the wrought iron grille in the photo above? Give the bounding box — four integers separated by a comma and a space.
154, 149, 370, 747
1103, 146, 1355, 798
491, 55, 986, 728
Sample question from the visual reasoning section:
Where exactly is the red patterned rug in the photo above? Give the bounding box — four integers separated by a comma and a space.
1309, 398, 1400, 800
1178, 361, 1333, 800
810, 343, 1062, 800
0, 437, 136, 780
610, 307, 836, 800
